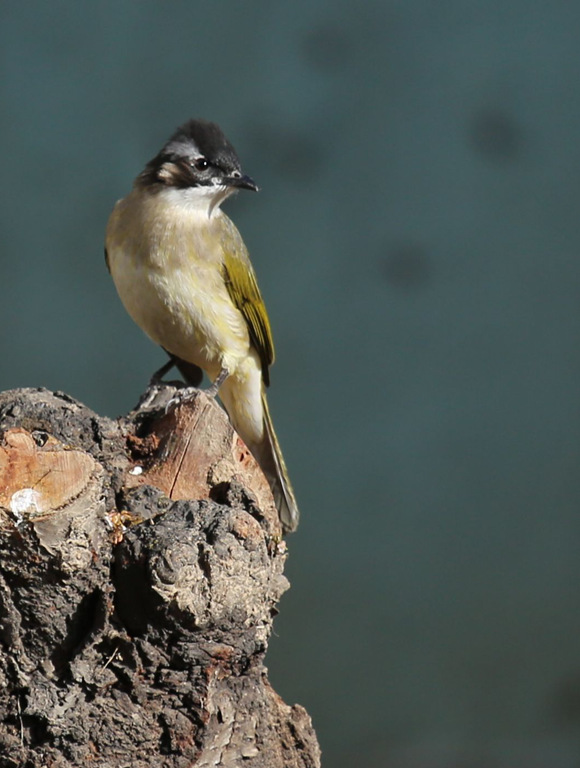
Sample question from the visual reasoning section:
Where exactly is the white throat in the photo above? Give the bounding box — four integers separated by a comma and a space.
159, 184, 235, 218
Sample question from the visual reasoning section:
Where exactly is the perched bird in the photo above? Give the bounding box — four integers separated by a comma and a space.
105, 119, 299, 533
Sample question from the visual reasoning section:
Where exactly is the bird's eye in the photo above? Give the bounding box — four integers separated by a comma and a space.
192, 158, 209, 171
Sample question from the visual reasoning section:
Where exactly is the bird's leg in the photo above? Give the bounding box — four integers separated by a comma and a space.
150, 358, 176, 385
176, 366, 229, 401
204, 367, 229, 398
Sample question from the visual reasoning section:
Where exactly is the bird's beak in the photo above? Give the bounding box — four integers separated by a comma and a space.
225, 174, 259, 192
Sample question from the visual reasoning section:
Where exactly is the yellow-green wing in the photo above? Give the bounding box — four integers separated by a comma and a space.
221, 218, 274, 386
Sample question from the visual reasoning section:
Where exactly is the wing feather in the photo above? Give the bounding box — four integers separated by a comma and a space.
220, 218, 274, 386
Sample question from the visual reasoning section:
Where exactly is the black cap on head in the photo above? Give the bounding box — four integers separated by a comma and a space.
138, 118, 257, 192
164, 119, 242, 175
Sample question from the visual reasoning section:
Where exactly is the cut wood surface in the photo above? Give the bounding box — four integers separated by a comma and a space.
0, 387, 320, 768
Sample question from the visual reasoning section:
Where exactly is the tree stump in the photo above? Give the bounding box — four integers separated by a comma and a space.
0, 387, 320, 768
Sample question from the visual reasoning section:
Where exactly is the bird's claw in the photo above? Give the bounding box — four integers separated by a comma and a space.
164, 386, 201, 413
137, 382, 167, 410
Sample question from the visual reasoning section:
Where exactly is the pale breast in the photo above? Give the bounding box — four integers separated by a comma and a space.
106, 189, 251, 374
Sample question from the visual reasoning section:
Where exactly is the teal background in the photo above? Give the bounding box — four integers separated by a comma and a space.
2, 3, 580, 766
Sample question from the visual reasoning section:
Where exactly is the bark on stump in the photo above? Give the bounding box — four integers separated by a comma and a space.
0, 387, 320, 768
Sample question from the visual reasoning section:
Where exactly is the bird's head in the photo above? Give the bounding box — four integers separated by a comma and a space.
137, 119, 258, 212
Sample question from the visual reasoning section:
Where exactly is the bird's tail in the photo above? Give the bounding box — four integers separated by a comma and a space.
170, 354, 299, 533
252, 392, 299, 533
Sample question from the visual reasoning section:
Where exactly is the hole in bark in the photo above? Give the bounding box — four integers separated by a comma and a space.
11, 694, 50, 748
31, 430, 49, 447
50, 589, 104, 671
25, 714, 49, 747
208, 481, 231, 505
112, 555, 156, 635
159, 715, 173, 754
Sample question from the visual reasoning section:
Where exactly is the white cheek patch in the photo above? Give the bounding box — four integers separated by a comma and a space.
158, 162, 180, 182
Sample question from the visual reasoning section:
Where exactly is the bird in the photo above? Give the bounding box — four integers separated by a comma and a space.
105, 118, 299, 533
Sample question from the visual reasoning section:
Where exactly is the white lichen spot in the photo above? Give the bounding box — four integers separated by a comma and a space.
10, 488, 43, 521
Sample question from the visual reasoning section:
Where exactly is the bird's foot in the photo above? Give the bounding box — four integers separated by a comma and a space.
164, 369, 229, 413
164, 386, 201, 413
138, 359, 179, 409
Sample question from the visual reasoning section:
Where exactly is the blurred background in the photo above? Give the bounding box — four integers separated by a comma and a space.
2, 2, 580, 766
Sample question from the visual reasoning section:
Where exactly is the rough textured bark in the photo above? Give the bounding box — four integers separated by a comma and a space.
0, 386, 320, 768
